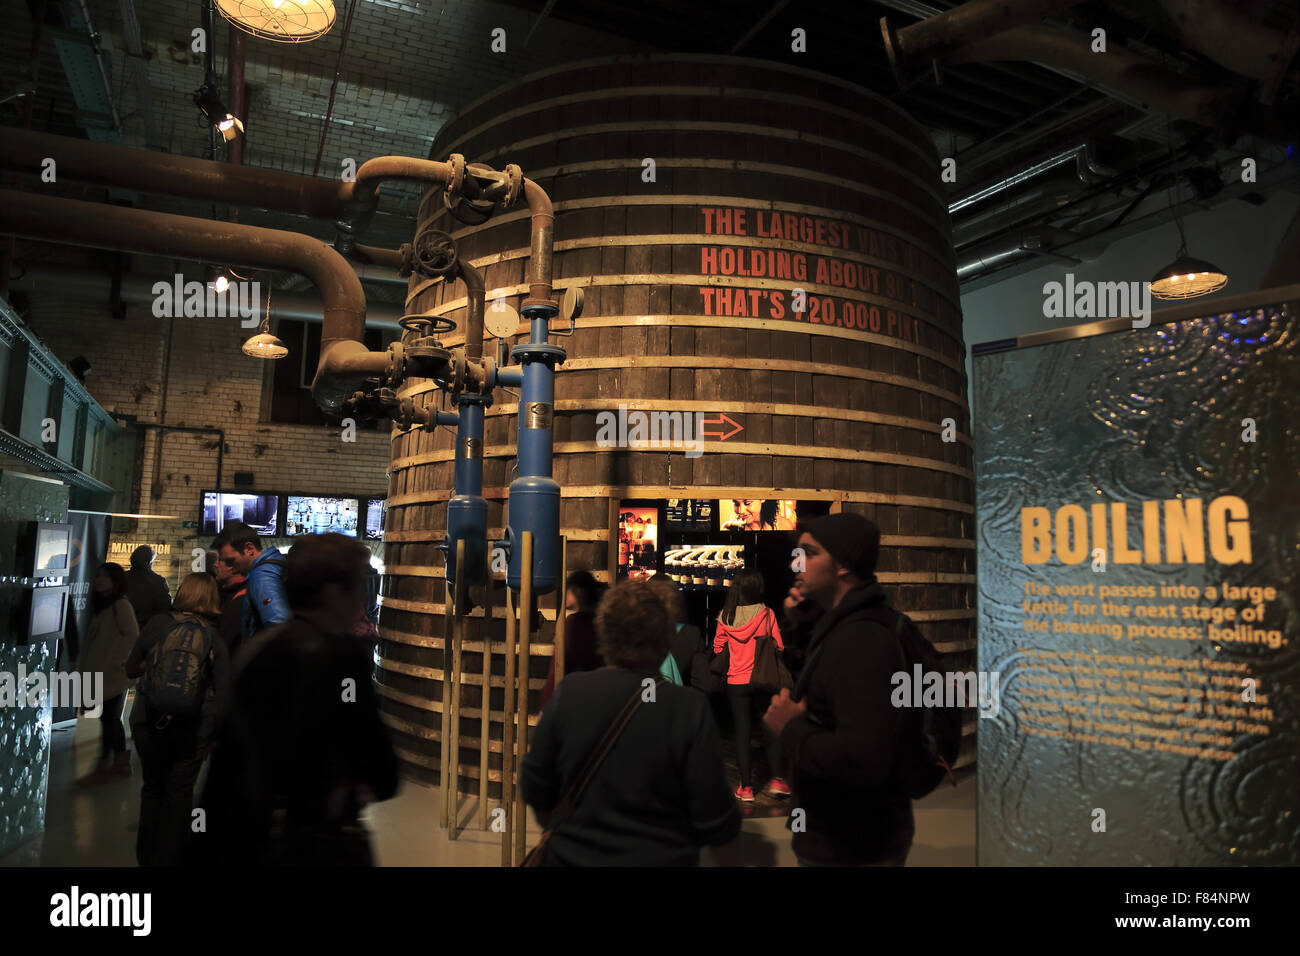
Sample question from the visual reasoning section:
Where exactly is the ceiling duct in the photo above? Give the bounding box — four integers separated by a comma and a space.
1150, 0, 1300, 96
881, 0, 1090, 87
957, 225, 1108, 281
9, 266, 403, 328
942, 24, 1293, 144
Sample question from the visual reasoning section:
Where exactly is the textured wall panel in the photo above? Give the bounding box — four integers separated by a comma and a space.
974, 296, 1300, 865
0, 471, 69, 858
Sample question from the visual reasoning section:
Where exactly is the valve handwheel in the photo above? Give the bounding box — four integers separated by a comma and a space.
413, 228, 458, 277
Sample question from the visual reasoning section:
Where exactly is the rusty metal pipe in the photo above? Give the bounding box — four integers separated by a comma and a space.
351, 242, 407, 270
1153, 0, 1298, 85
0, 188, 381, 412
521, 178, 555, 311
0, 129, 349, 219
946, 24, 1294, 143
882, 0, 1088, 86
337, 156, 459, 249
460, 259, 486, 364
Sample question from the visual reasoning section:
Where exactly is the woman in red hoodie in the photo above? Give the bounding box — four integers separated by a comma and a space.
713, 571, 787, 803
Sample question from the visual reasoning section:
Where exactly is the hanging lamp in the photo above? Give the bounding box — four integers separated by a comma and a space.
241, 289, 288, 359
216, 0, 337, 43
1150, 128, 1228, 300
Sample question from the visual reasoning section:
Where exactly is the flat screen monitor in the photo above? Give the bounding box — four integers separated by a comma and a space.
32, 522, 73, 575
201, 492, 280, 536
364, 498, 386, 540
28, 586, 69, 642
665, 498, 714, 532
718, 498, 797, 532
618, 505, 659, 580
286, 496, 359, 537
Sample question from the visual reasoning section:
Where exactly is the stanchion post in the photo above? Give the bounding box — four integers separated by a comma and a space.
440, 570, 454, 830
448, 538, 466, 840
500, 588, 517, 867
515, 530, 533, 867
555, 535, 566, 686
479, 544, 492, 831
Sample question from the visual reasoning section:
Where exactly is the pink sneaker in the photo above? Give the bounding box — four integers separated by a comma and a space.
734, 785, 755, 803
762, 777, 791, 797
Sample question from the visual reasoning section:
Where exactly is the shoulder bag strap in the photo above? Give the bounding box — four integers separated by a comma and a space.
544, 676, 668, 833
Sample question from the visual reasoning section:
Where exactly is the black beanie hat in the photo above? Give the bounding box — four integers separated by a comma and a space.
804, 513, 880, 580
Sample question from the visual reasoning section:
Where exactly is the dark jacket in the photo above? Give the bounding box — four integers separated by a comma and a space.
539, 610, 602, 710
669, 623, 703, 685
217, 580, 248, 660
522, 667, 740, 866
191, 617, 399, 865
125, 567, 172, 629
781, 599, 825, 679
779, 580, 913, 865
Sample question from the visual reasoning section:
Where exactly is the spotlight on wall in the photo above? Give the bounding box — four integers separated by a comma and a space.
193, 82, 244, 142
69, 355, 92, 382
208, 267, 232, 293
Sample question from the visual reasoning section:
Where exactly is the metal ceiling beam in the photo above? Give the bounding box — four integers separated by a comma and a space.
730, 0, 793, 54
116, 0, 159, 149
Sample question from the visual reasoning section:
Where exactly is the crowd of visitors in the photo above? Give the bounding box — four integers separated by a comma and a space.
74, 510, 928, 867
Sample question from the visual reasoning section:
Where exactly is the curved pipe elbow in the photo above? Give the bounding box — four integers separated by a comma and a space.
459, 259, 486, 364
337, 156, 459, 248
522, 178, 556, 311
311, 340, 391, 414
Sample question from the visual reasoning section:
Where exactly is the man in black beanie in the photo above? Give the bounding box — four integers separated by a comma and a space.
763, 512, 914, 866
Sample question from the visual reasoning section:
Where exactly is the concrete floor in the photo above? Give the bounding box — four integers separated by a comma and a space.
2, 712, 976, 867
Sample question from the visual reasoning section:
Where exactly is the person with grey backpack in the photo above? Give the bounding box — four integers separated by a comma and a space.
125, 572, 230, 866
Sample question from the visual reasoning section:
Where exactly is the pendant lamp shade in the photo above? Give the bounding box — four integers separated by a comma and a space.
242, 331, 289, 358
1149, 254, 1229, 300
216, 0, 337, 43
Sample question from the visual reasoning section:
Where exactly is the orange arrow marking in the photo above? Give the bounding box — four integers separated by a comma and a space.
700, 413, 744, 441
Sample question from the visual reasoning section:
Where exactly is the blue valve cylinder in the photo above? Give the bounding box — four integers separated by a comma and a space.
446, 400, 487, 587
507, 475, 559, 591
506, 309, 564, 593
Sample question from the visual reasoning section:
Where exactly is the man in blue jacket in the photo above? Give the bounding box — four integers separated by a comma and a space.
216, 523, 290, 642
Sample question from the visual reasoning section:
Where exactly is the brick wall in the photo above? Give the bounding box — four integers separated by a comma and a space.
25, 287, 391, 589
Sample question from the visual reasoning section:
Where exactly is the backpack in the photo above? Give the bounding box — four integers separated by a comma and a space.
861, 606, 962, 799
141, 615, 216, 716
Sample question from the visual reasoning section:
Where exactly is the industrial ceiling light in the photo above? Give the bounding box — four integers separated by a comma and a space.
1149, 253, 1229, 300
1150, 123, 1228, 301
194, 82, 244, 142
241, 291, 288, 359
242, 330, 289, 358
216, 0, 337, 43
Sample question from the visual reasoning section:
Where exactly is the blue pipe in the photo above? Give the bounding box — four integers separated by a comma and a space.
444, 395, 487, 588
506, 308, 565, 592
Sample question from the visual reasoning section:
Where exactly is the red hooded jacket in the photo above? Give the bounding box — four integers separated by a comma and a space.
713, 605, 783, 685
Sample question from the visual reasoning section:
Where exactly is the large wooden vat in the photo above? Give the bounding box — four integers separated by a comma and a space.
379, 55, 975, 793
